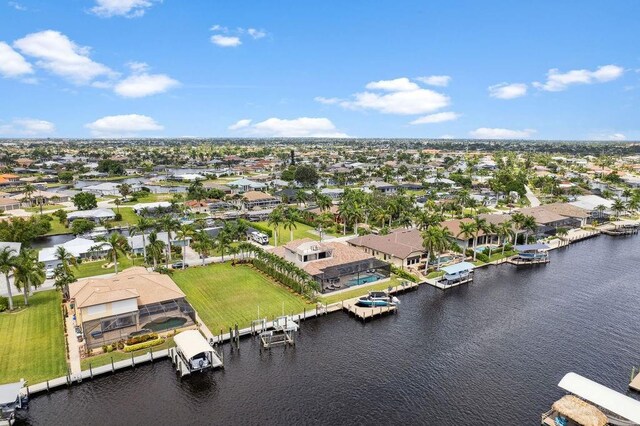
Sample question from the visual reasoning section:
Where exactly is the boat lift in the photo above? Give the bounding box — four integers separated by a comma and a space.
260, 315, 298, 349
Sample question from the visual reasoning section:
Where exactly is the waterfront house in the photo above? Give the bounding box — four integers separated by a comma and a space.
227, 178, 266, 193
242, 191, 281, 210
14, 190, 70, 206
348, 228, 426, 269
67, 208, 116, 223
518, 206, 579, 235
69, 267, 195, 349
271, 238, 390, 292
0, 198, 21, 212
38, 237, 111, 270
83, 182, 138, 197
131, 201, 172, 214
364, 181, 397, 194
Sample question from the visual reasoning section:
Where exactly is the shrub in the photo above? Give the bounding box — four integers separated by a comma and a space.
476, 253, 489, 263
125, 332, 158, 346
124, 337, 165, 352
114, 213, 122, 221
390, 265, 418, 282
0, 296, 8, 312
101, 344, 108, 353
106, 345, 114, 353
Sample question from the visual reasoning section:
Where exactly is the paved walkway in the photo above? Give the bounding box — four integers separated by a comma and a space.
65, 310, 82, 375
524, 185, 541, 207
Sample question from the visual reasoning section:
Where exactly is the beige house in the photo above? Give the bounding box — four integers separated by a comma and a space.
348, 228, 426, 269
242, 190, 281, 210
69, 267, 195, 349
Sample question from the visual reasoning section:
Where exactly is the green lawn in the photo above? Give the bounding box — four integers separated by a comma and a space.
255, 220, 338, 246
75, 257, 136, 278
121, 193, 173, 206
0, 291, 67, 384
25, 204, 64, 213
45, 216, 71, 235
111, 207, 140, 226
319, 276, 403, 304
80, 337, 175, 370
172, 263, 315, 334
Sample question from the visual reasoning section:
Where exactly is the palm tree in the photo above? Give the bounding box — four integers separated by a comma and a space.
611, 199, 626, 219
316, 194, 332, 211
282, 207, 299, 242
146, 231, 166, 268
55, 246, 77, 276
421, 225, 445, 272
159, 215, 180, 264
268, 207, 284, 247
132, 217, 155, 265
114, 198, 122, 214
471, 217, 488, 261
295, 190, 308, 207
176, 224, 194, 269
316, 212, 334, 242
0, 247, 17, 310
594, 204, 607, 221
191, 230, 214, 266
510, 212, 526, 245
13, 249, 45, 306
522, 215, 538, 243
96, 233, 129, 274
457, 221, 476, 257
497, 221, 513, 255
23, 183, 36, 206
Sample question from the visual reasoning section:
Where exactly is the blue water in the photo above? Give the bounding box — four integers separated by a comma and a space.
347, 273, 381, 286
16, 235, 640, 425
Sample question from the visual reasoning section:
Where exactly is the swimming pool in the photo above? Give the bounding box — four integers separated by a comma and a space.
142, 317, 188, 332
429, 255, 453, 265
347, 273, 383, 287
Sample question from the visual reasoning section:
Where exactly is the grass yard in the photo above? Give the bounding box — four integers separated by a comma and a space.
45, 216, 71, 235
172, 263, 315, 333
25, 204, 65, 213
0, 291, 67, 384
319, 276, 403, 305
80, 337, 175, 370
75, 256, 136, 278
255, 220, 338, 246
121, 193, 173, 206
111, 207, 140, 226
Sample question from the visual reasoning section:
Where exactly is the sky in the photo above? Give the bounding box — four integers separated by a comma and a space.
0, 0, 639, 140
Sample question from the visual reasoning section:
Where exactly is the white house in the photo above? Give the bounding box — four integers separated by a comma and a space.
38, 237, 111, 270
67, 208, 116, 222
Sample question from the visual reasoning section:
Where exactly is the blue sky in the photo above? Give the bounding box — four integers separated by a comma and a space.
0, 0, 639, 140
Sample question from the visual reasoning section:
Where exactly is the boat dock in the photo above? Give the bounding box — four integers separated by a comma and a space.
506, 257, 550, 265
340, 280, 418, 321
424, 261, 475, 290
629, 367, 640, 392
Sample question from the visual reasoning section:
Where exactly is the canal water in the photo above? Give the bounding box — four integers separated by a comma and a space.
17, 235, 640, 425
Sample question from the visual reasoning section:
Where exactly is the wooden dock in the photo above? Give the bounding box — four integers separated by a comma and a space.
506, 257, 550, 265
630, 367, 640, 392
340, 280, 418, 321
426, 276, 474, 290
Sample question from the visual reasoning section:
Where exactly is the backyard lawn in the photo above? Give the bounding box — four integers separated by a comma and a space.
111, 207, 140, 226
121, 193, 173, 206
255, 221, 338, 246
172, 263, 315, 333
75, 257, 136, 278
45, 216, 71, 235
0, 291, 67, 385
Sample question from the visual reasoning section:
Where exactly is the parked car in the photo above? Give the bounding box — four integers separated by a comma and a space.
75, 326, 83, 342
45, 268, 55, 279
172, 261, 188, 269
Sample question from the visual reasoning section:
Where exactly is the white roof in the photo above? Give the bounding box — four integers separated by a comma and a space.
0, 379, 24, 405
0, 242, 21, 256
132, 201, 171, 211
569, 195, 614, 211
39, 237, 110, 263
128, 231, 171, 250
558, 372, 640, 423
68, 208, 115, 220
174, 330, 214, 361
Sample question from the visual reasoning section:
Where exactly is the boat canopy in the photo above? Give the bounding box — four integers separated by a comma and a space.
514, 243, 549, 252
0, 380, 24, 405
441, 262, 475, 275
557, 372, 640, 424
174, 330, 214, 361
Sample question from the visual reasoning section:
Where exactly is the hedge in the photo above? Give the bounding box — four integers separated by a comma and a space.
124, 337, 165, 352
390, 265, 419, 283
126, 332, 158, 346
241, 219, 273, 237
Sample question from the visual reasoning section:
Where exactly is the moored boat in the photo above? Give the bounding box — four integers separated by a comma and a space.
355, 291, 399, 307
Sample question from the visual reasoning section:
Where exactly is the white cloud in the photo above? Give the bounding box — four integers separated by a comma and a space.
608, 133, 626, 141
416, 75, 451, 87
14, 30, 114, 84
247, 28, 266, 39
410, 111, 460, 125
0, 41, 33, 78
469, 127, 536, 139
365, 77, 419, 92
340, 84, 449, 115
488, 82, 527, 99
85, 114, 163, 137
228, 119, 252, 130
533, 64, 624, 92
314, 96, 341, 105
229, 117, 348, 138
114, 72, 179, 98
210, 24, 228, 32
90, 0, 157, 18
211, 34, 242, 47
0, 118, 55, 135
8, 2, 27, 11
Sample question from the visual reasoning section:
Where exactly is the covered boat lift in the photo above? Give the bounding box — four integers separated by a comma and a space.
542, 372, 640, 425
429, 261, 475, 290
511, 243, 550, 265
0, 380, 26, 425
170, 330, 223, 377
